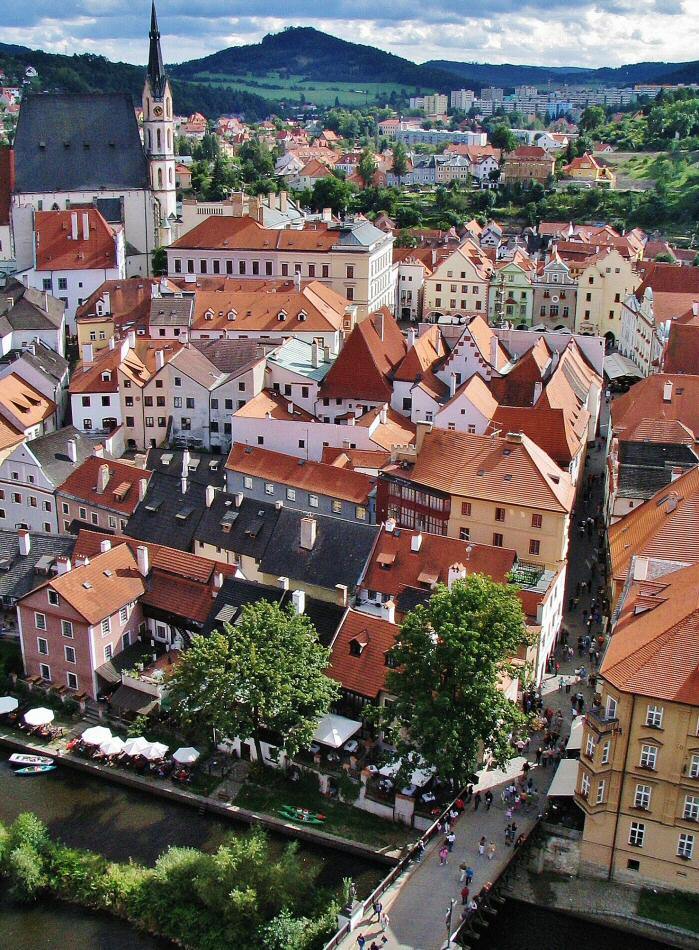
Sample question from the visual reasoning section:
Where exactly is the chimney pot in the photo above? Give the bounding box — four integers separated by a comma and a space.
663, 379, 673, 403
96, 463, 110, 494
67, 439, 78, 464
300, 515, 317, 551
18, 529, 30, 556
83, 343, 94, 364
411, 531, 423, 552
292, 589, 306, 614
137, 545, 150, 577
205, 484, 216, 508
139, 478, 148, 502
100, 539, 112, 553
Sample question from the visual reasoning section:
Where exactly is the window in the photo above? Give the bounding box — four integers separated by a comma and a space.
355, 505, 367, 521
346, 265, 354, 279
634, 784, 651, 809
585, 734, 596, 759
180, 418, 191, 431
459, 527, 470, 541
244, 476, 253, 489
48, 589, 59, 606
332, 499, 343, 513
257, 436, 264, 445
678, 833, 694, 860
461, 502, 472, 516
120, 606, 128, 624
684, 795, 699, 822
40, 663, 51, 681
125, 396, 134, 407
225, 398, 234, 410
186, 397, 195, 409
690, 754, 699, 779
309, 494, 319, 508
646, 705, 663, 728
628, 822, 645, 847
529, 539, 541, 556
126, 416, 134, 427
286, 488, 296, 501
596, 780, 606, 805
104, 644, 113, 662
42, 278, 52, 291
264, 483, 274, 496
37, 637, 49, 656
173, 397, 182, 408
64, 645, 76, 664
580, 771, 590, 798
605, 696, 618, 720
90, 512, 99, 526
61, 620, 73, 638
601, 740, 610, 765
640, 745, 657, 770
174, 376, 182, 387
101, 617, 111, 636
281, 263, 289, 277
35, 612, 46, 630
346, 288, 354, 301
531, 513, 542, 528
495, 506, 505, 522
66, 672, 78, 690
493, 533, 503, 547
108, 516, 117, 529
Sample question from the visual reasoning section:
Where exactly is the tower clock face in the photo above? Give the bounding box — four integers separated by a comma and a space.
153, 105, 163, 117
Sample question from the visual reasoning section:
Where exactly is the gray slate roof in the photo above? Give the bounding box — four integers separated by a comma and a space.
0, 341, 69, 385
191, 339, 271, 375
145, 448, 226, 487
13, 93, 149, 194
194, 494, 281, 560
28, 426, 105, 488
149, 298, 193, 327
0, 530, 75, 603
124, 471, 207, 551
259, 509, 379, 592
0, 278, 64, 331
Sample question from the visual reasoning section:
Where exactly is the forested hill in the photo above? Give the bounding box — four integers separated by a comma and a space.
0, 43, 272, 120
171, 26, 458, 90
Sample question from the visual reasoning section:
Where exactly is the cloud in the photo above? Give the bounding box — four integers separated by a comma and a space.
2, 0, 697, 69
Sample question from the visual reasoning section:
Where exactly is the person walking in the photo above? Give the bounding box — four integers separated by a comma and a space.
465, 865, 474, 885
439, 845, 449, 865
478, 836, 486, 858
415, 839, 425, 863
357, 935, 366, 950
487, 841, 496, 861
461, 885, 470, 905
485, 790, 493, 811
474, 791, 482, 811
459, 862, 468, 882
446, 831, 456, 852
371, 900, 382, 923
380, 912, 389, 933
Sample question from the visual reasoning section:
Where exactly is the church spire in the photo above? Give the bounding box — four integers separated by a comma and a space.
147, 1, 166, 98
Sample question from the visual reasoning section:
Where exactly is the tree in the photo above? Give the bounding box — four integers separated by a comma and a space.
168, 601, 339, 763
489, 125, 518, 153
310, 176, 356, 215
579, 106, 606, 133
357, 148, 377, 188
391, 142, 409, 179
151, 246, 167, 277
206, 156, 240, 201
381, 576, 528, 786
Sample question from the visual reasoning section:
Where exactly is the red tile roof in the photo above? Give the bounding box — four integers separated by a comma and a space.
611, 374, 699, 443
662, 307, 699, 375
171, 215, 349, 253
58, 455, 151, 516
328, 608, 398, 699
321, 310, 407, 401
393, 325, 447, 382
34, 209, 118, 271
492, 405, 586, 466
634, 263, 699, 321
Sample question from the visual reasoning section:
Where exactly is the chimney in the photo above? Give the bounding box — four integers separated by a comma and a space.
347, 413, 355, 427
280, 191, 288, 213
83, 343, 94, 364
663, 379, 673, 403
336, 583, 348, 607
67, 439, 78, 464
74, 555, 89, 568
407, 326, 417, 348
415, 420, 432, 455
278, 575, 290, 590
100, 539, 112, 553
375, 311, 384, 341
300, 515, 317, 551
181, 475, 188, 495
489, 334, 498, 367
55, 555, 71, 575
139, 478, 148, 502
205, 484, 216, 508
127, 330, 136, 348
693, 301, 699, 317
18, 529, 30, 556
96, 463, 110, 494
292, 589, 306, 614
234, 492, 243, 508
311, 340, 320, 367
384, 599, 396, 623
287, 401, 294, 415
181, 448, 191, 473
102, 291, 111, 314
533, 380, 543, 404
214, 570, 224, 589
380, 404, 388, 424
670, 466, 684, 482
385, 517, 396, 534
137, 545, 150, 577
109, 337, 116, 350
448, 562, 467, 589
156, 349, 165, 370
633, 555, 649, 582
295, 271, 301, 292
92, 443, 104, 458
450, 372, 457, 398
506, 431, 524, 443
70, 211, 79, 241
82, 211, 90, 241
322, 207, 332, 222
275, 500, 284, 510
411, 531, 423, 552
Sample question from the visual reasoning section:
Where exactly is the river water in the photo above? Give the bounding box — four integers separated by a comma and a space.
0, 752, 383, 947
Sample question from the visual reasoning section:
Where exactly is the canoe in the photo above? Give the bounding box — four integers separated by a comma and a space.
14, 765, 56, 775
279, 805, 326, 825
9, 753, 54, 766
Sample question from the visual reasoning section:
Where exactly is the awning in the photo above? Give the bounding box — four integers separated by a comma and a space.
604, 352, 643, 381
312, 713, 361, 749
566, 717, 584, 752
548, 758, 579, 797
110, 685, 158, 715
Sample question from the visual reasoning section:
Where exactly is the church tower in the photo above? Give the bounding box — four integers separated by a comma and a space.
142, 2, 177, 241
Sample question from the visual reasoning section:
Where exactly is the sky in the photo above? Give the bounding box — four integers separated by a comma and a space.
4, 0, 699, 69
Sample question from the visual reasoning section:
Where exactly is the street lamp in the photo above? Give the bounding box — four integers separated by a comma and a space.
444, 897, 456, 948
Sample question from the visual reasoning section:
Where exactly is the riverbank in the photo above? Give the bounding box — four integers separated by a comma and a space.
502, 861, 699, 950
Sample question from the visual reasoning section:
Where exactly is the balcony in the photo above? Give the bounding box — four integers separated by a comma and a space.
586, 707, 619, 735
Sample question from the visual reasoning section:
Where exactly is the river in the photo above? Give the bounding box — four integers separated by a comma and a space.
0, 752, 383, 947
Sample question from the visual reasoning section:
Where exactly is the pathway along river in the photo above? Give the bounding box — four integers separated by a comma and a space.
0, 752, 384, 948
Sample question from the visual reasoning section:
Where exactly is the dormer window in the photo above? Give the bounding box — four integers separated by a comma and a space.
278, 310, 287, 322
349, 637, 366, 657
204, 309, 214, 321
298, 310, 308, 323
227, 310, 237, 321
101, 372, 111, 382
384, 650, 398, 669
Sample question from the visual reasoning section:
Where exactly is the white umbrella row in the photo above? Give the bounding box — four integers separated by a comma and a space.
79, 729, 199, 765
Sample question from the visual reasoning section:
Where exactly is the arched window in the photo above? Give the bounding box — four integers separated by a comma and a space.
147, 129, 152, 149
157, 168, 163, 188
156, 128, 161, 151
168, 167, 173, 185
167, 129, 172, 150
165, 97, 171, 118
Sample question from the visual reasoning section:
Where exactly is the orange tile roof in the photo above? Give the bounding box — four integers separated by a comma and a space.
356, 405, 416, 450
448, 374, 499, 420
663, 310, 699, 375
321, 310, 407, 402
321, 447, 392, 471
234, 389, 316, 422
0, 374, 55, 427
34, 209, 118, 271
410, 428, 574, 513
0, 415, 23, 452
362, 525, 515, 605
44, 543, 146, 625
119, 340, 183, 388
69, 346, 121, 394
609, 465, 699, 586
464, 315, 511, 371
328, 608, 398, 699
611, 375, 699, 443
602, 562, 699, 705
492, 405, 587, 466
393, 325, 447, 382
171, 215, 345, 253
300, 159, 334, 178
634, 263, 699, 321
490, 338, 553, 406
76, 278, 177, 333
226, 443, 374, 504
58, 456, 151, 515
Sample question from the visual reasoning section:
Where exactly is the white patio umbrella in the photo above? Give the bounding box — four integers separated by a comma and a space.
142, 741, 169, 761
23, 707, 54, 727
123, 736, 150, 757
0, 696, 18, 714
100, 736, 125, 757
81, 725, 112, 746
172, 746, 199, 765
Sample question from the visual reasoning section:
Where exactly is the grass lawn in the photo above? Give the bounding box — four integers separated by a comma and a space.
236, 769, 416, 851
637, 888, 699, 934
187, 71, 424, 106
